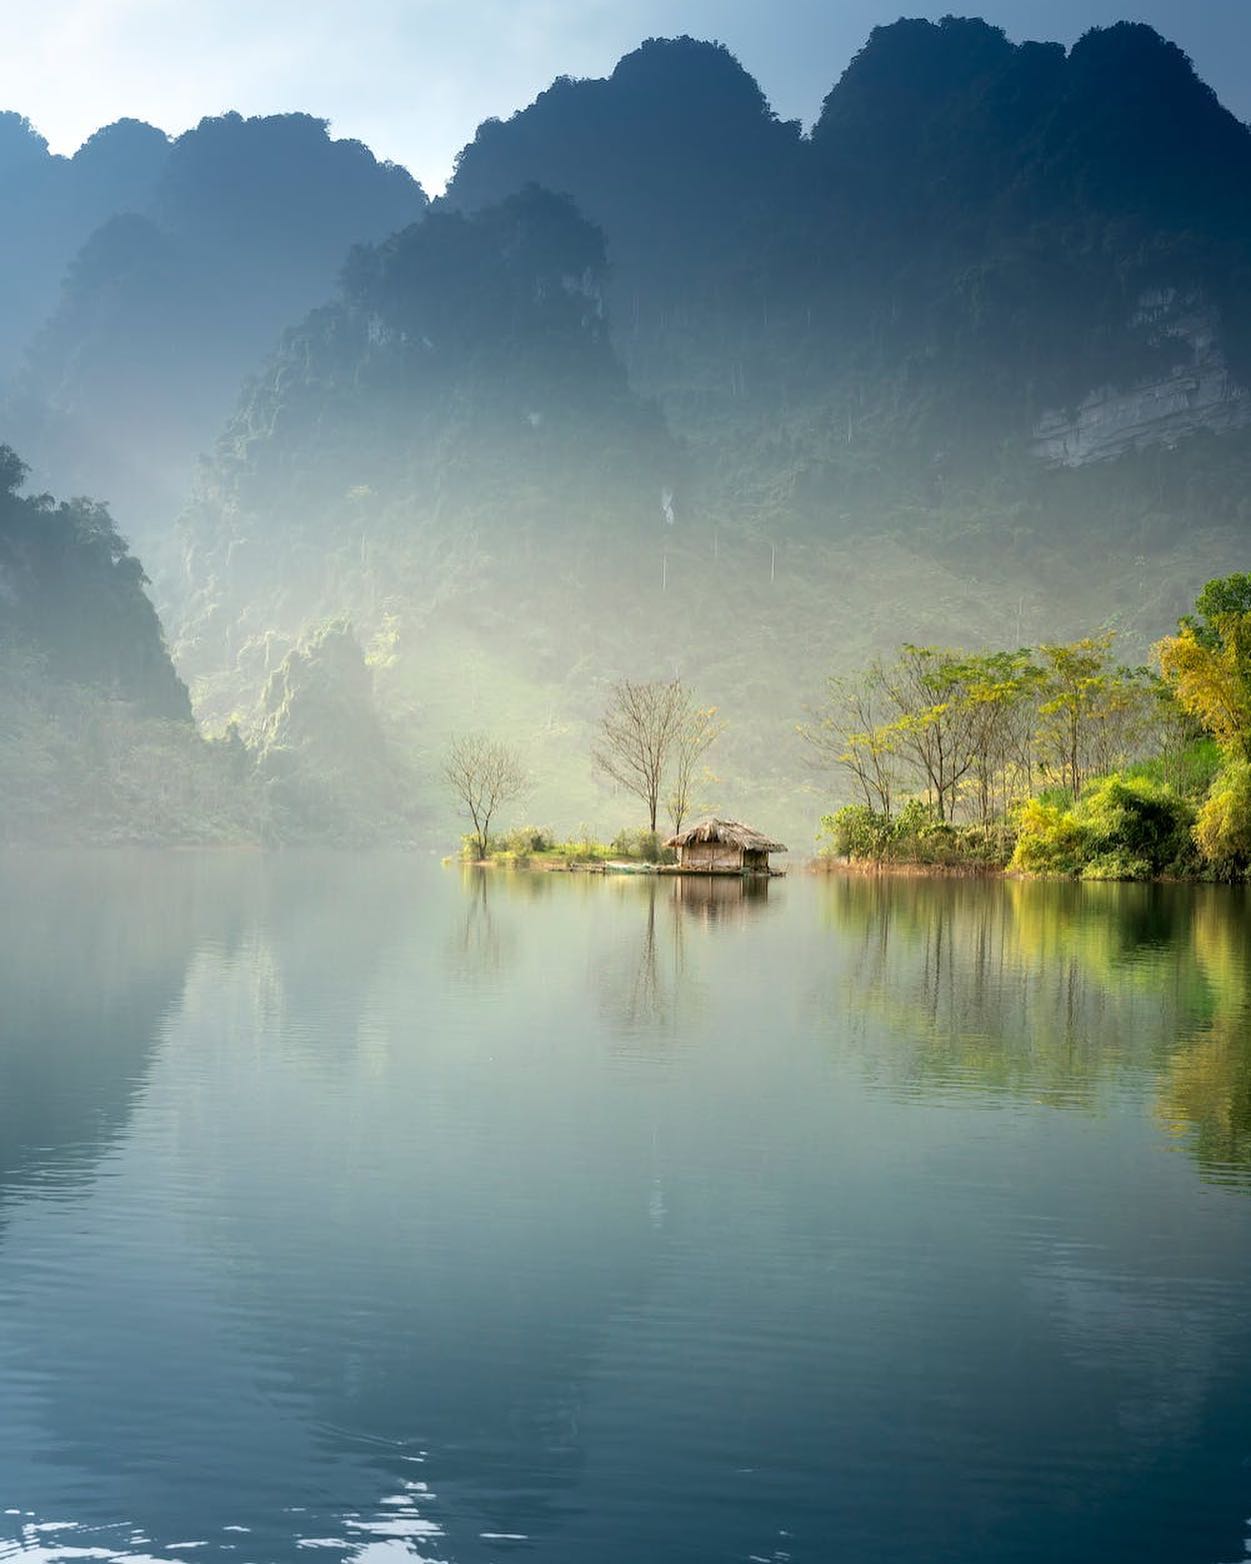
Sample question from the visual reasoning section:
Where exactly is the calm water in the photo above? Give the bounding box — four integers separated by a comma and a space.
1, 855, 1250, 1564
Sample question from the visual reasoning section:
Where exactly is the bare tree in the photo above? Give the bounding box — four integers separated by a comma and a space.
593, 678, 690, 832
443, 733, 527, 860
798, 664, 898, 817
667, 702, 724, 833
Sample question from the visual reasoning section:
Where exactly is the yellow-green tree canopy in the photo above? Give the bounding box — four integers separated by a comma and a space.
1156, 575, 1251, 763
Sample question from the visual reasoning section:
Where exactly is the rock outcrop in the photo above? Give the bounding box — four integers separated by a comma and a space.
1033, 293, 1251, 466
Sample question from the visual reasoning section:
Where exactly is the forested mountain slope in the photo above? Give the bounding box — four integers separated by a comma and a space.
0, 444, 187, 717
0, 444, 231, 843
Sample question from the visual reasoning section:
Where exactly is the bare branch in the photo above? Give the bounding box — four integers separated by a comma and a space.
593, 678, 710, 833
668, 703, 725, 833
443, 732, 528, 859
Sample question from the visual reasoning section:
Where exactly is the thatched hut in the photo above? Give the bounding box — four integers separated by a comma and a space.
664, 817, 787, 874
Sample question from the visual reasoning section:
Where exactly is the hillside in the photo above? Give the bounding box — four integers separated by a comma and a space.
0, 444, 253, 843
448, 21, 1251, 513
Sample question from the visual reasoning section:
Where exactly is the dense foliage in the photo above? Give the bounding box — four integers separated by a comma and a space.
817, 576, 1251, 880
0, 444, 259, 843
1011, 776, 1196, 880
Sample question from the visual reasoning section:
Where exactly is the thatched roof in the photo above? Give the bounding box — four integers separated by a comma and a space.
664, 817, 787, 852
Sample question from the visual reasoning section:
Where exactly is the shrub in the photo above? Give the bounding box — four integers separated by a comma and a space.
611, 827, 666, 861
505, 824, 551, 857
1078, 774, 1194, 874
1010, 797, 1089, 875
1195, 761, 1251, 877
1081, 850, 1154, 882
819, 804, 893, 859
819, 800, 1014, 868
460, 831, 502, 859
1011, 773, 1193, 879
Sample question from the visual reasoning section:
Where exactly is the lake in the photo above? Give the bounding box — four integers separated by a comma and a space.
1, 854, 1249, 1564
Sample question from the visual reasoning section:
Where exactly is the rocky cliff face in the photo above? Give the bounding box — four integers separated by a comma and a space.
1033, 292, 1251, 465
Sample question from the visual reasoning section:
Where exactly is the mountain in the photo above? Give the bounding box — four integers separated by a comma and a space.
0, 113, 169, 379
11, 20, 1251, 846
174, 185, 676, 690
3, 112, 426, 551
170, 186, 683, 824
250, 620, 415, 845
447, 23, 1251, 513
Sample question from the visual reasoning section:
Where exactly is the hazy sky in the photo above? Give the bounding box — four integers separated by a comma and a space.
7, 0, 1251, 194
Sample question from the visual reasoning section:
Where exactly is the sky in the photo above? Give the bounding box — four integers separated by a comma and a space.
5, 0, 1251, 194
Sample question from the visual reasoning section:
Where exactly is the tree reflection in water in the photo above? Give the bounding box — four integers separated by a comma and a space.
599, 872, 778, 1038
817, 874, 1251, 1185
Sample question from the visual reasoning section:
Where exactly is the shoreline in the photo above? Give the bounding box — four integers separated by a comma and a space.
810, 857, 1007, 879
454, 857, 786, 877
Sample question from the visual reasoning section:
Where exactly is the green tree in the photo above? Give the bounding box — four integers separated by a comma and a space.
1035, 635, 1117, 797
1159, 574, 1251, 876
1194, 761, 1251, 874
879, 646, 986, 823
955, 649, 1042, 823
1157, 577, 1251, 763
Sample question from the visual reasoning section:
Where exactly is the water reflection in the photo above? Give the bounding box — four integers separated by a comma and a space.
1, 856, 674, 1563
670, 870, 777, 926
1, 859, 1249, 1564
594, 874, 778, 1038
817, 873, 1251, 1183
445, 867, 515, 978
0, 851, 257, 1206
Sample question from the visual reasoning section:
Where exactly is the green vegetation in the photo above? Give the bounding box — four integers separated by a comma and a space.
0, 451, 418, 846
820, 801, 1014, 870
1012, 776, 1195, 881
1157, 575, 1251, 876
455, 824, 676, 869
0, 442, 241, 844
816, 575, 1251, 881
